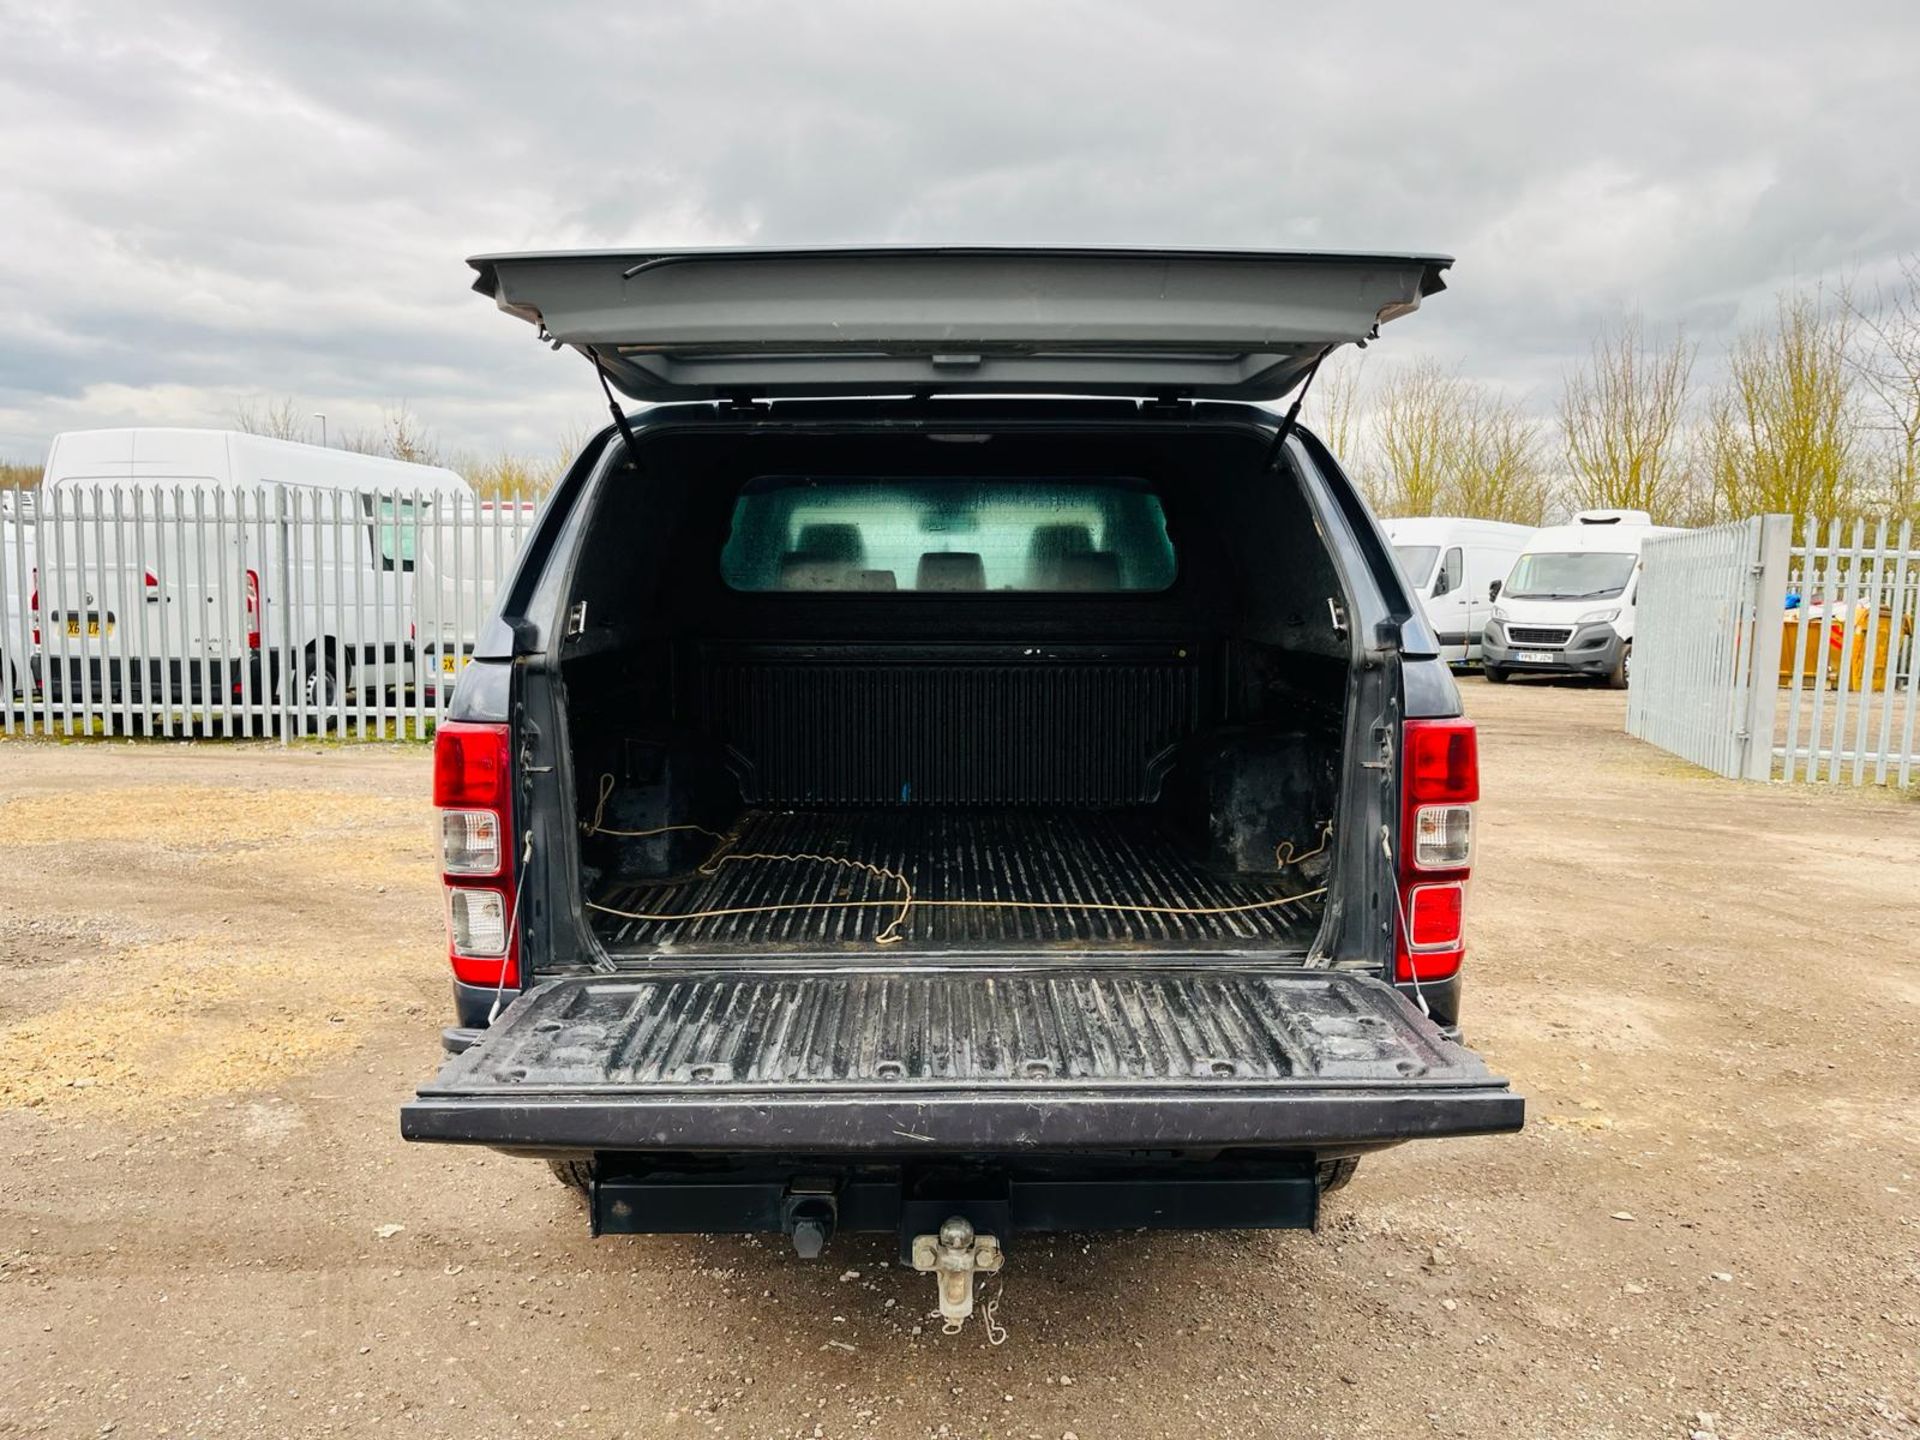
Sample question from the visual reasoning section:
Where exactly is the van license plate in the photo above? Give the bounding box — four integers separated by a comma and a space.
65, 617, 110, 639
440, 654, 461, 673
1516, 650, 1553, 664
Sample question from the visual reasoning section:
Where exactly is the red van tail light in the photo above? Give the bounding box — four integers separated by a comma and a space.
1397, 718, 1478, 985
434, 720, 517, 988
243, 569, 261, 649
28, 567, 39, 645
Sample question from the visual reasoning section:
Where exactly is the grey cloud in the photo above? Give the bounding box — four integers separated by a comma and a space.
2, 0, 1918, 458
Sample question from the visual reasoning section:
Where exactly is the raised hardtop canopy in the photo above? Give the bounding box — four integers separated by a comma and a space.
469, 246, 1451, 403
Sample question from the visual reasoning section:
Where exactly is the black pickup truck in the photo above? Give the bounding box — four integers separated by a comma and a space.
402, 247, 1521, 1330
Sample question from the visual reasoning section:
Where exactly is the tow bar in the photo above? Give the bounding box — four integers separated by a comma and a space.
910, 1215, 1004, 1334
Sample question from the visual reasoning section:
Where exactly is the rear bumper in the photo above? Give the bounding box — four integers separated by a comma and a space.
32, 648, 421, 704
34, 654, 246, 704
589, 1156, 1329, 1243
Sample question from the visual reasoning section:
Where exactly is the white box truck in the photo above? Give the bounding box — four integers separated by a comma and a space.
1480, 509, 1683, 687
33, 428, 472, 715
1381, 516, 1531, 666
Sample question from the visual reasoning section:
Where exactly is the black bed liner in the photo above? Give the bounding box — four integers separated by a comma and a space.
402, 968, 1521, 1153
589, 808, 1324, 954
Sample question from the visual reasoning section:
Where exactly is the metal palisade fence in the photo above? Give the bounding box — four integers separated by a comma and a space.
1631, 514, 1919, 786
1778, 515, 1920, 786
0, 482, 536, 741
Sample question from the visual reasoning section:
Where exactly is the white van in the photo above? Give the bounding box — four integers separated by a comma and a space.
0, 488, 35, 701
34, 428, 472, 710
413, 499, 539, 689
1381, 517, 1531, 666
1481, 509, 1682, 687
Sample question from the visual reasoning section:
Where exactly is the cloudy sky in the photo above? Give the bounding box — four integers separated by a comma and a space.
3, 0, 1918, 465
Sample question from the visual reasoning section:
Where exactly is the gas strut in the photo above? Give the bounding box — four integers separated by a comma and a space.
593, 358, 644, 466
1263, 348, 1327, 472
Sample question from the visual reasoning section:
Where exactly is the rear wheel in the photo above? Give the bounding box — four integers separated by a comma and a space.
547, 1158, 595, 1197
305, 659, 341, 710
1483, 665, 1510, 684
1316, 1157, 1361, 1193
272, 651, 345, 717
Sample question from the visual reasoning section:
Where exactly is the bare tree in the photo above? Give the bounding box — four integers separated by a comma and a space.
1366, 360, 1551, 524
380, 404, 441, 466
332, 403, 441, 465
1559, 315, 1698, 523
1304, 352, 1366, 461
1370, 359, 1470, 516
233, 396, 313, 444
456, 448, 564, 501
322, 403, 445, 467
1847, 254, 1920, 525
1453, 391, 1550, 526
1703, 289, 1862, 527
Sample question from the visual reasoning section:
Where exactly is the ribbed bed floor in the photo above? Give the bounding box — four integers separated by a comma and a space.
589, 808, 1323, 954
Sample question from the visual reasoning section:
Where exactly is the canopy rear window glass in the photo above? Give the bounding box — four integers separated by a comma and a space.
721, 476, 1177, 594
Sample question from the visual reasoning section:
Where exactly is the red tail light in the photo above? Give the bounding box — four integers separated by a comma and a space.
433, 721, 517, 988
434, 722, 511, 808
1397, 718, 1478, 984
243, 569, 261, 649
28, 567, 38, 645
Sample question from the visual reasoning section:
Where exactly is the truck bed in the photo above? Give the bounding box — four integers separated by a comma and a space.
587, 807, 1324, 955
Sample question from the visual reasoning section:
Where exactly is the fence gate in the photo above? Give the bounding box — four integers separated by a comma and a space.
1628, 516, 1791, 780
1777, 516, 1920, 787
1631, 513, 1920, 787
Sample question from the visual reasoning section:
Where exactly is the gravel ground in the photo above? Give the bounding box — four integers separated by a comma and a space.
0, 680, 1916, 1439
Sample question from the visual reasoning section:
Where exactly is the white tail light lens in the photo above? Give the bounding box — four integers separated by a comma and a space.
440, 809, 502, 875
1412, 803, 1474, 869
447, 886, 509, 958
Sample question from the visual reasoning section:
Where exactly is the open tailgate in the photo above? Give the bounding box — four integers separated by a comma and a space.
402, 969, 1521, 1152
469, 246, 1450, 403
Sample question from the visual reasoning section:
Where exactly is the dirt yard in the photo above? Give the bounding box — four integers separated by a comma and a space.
1, 682, 1915, 1440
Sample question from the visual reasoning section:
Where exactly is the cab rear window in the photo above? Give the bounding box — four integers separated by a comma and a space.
720, 476, 1178, 593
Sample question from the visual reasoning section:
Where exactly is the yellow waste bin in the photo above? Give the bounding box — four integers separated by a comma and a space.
1780, 604, 1911, 692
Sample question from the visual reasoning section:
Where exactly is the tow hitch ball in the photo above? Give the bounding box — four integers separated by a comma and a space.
910, 1215, 1003, 1334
